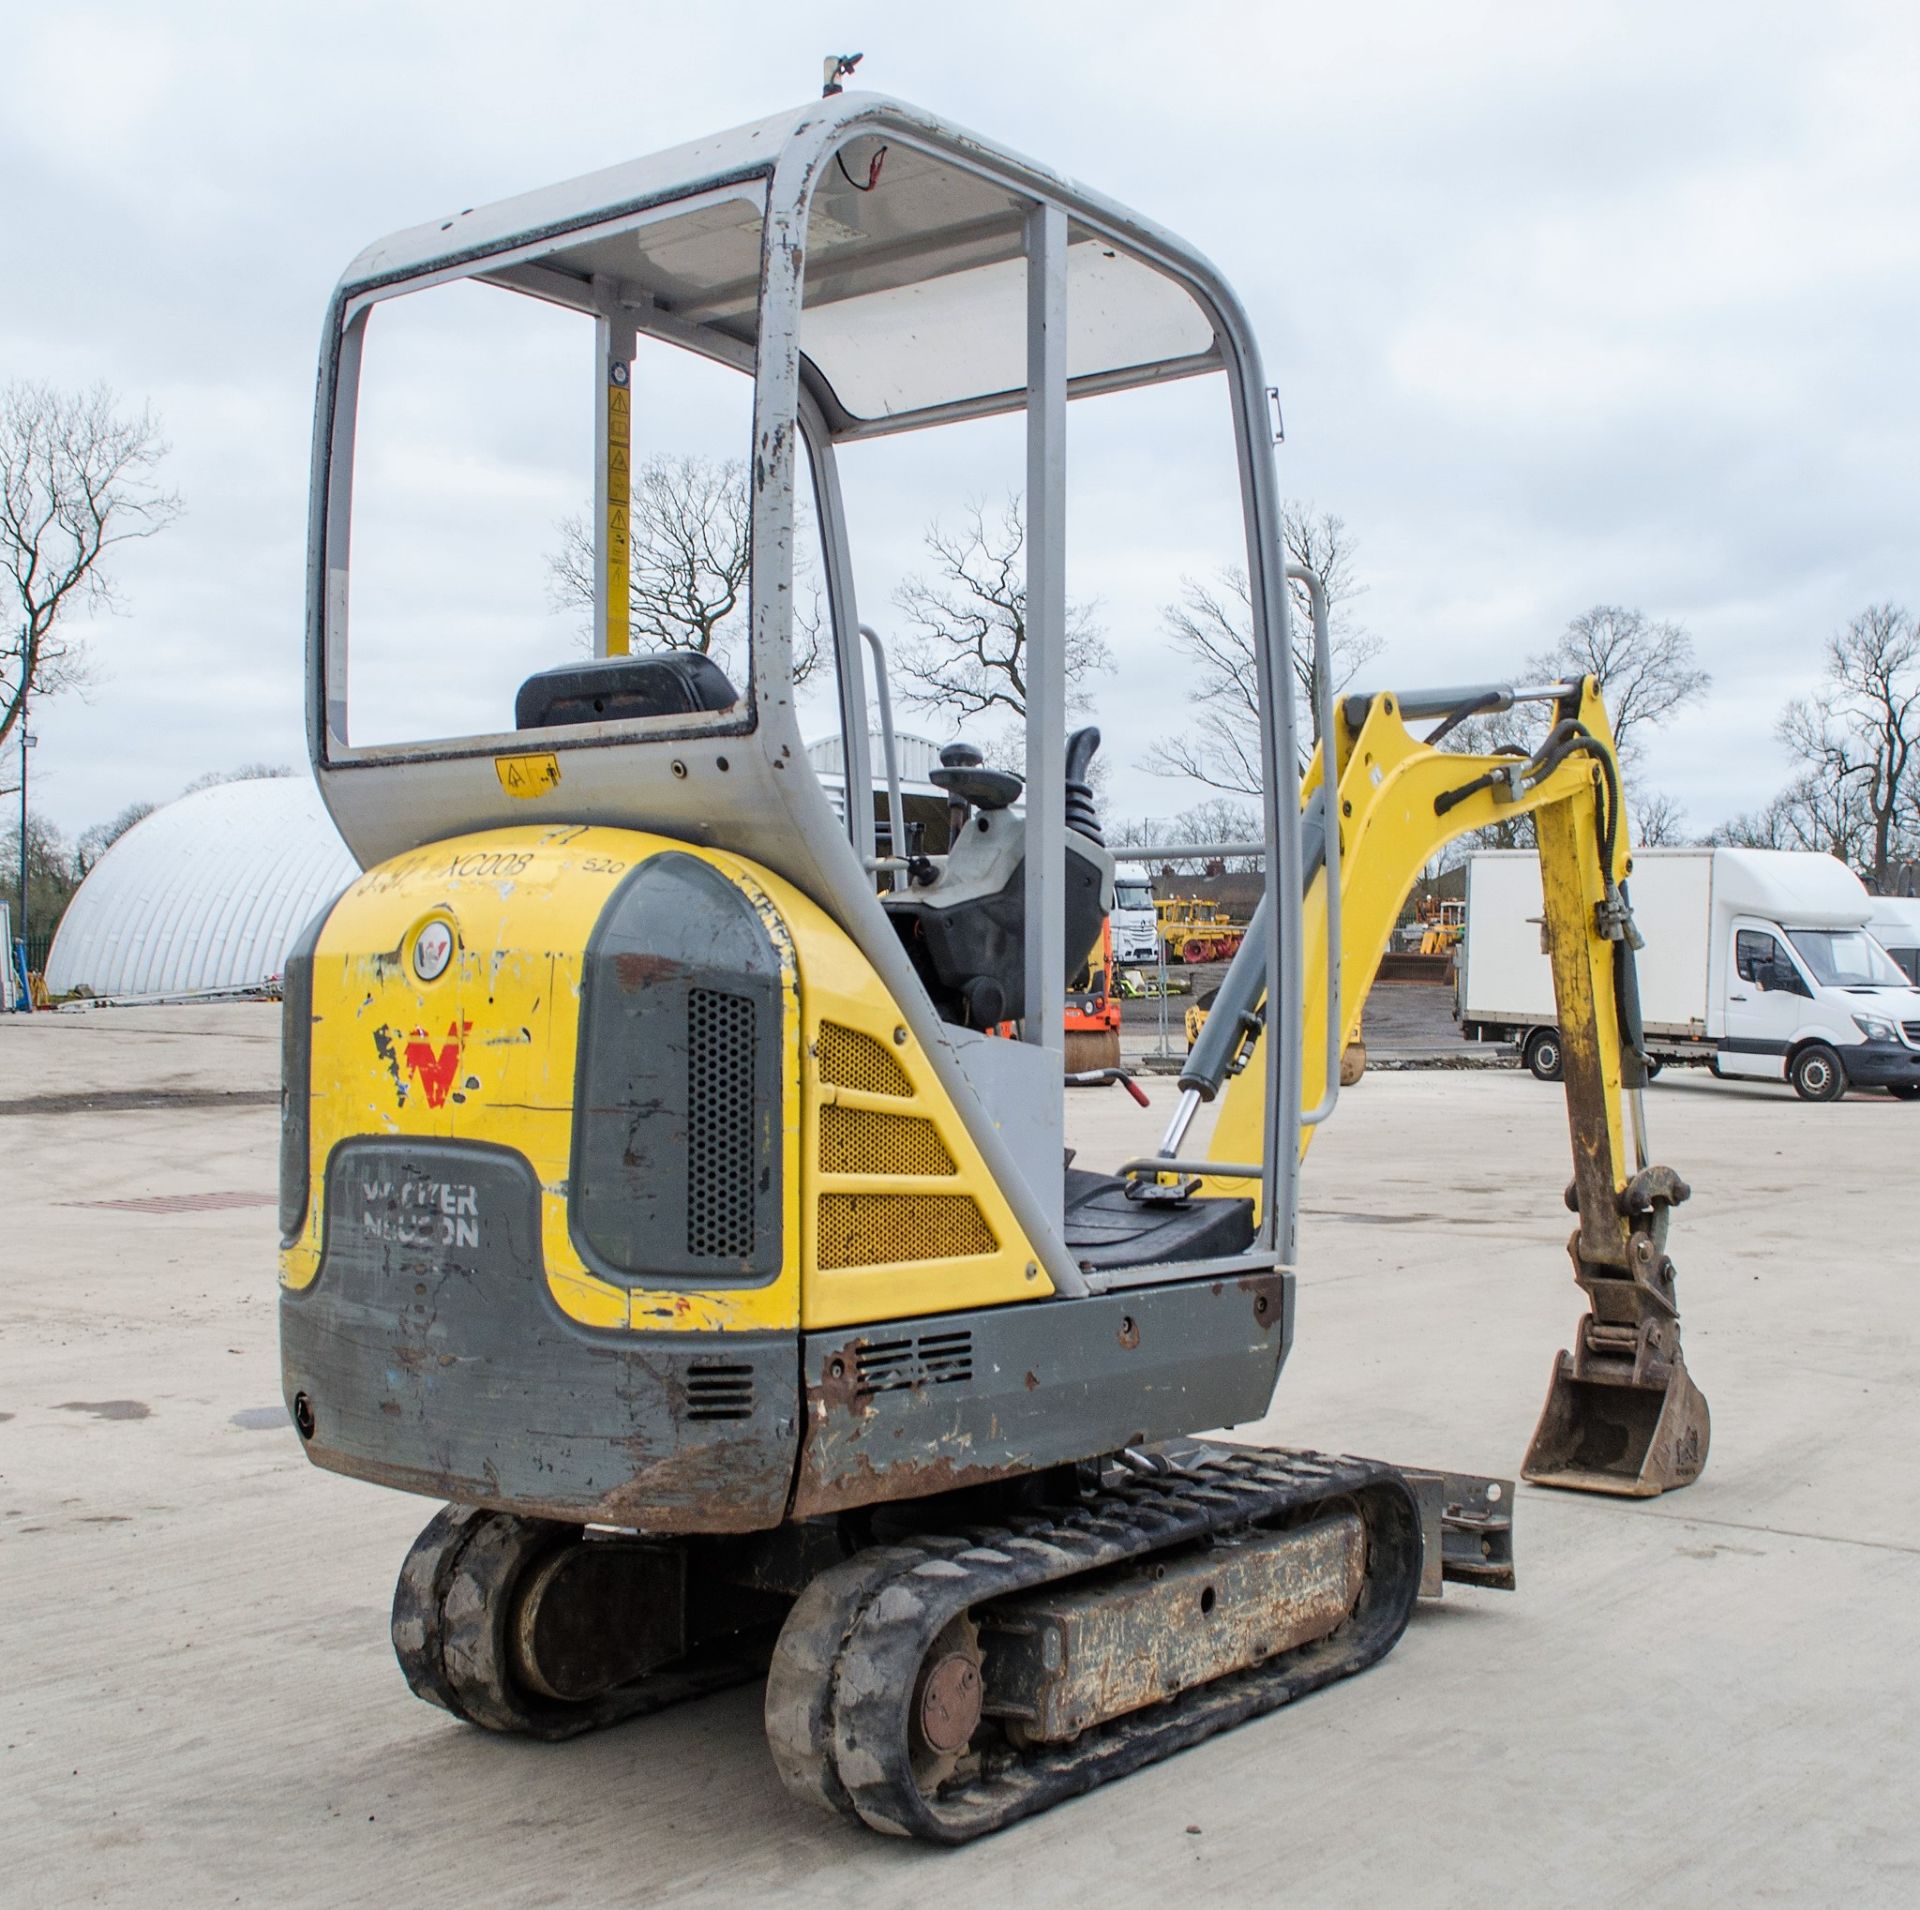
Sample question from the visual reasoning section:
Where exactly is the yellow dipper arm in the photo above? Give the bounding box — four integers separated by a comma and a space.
1200, 676, 1709, 1497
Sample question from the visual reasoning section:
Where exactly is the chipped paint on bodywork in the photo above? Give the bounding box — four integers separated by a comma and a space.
281, 1138, 800, 1530
791, 1276, 1294, 1520
279, 823, 806, 1335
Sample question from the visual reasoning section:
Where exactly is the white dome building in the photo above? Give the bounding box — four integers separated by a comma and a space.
46, 777, 361, 1000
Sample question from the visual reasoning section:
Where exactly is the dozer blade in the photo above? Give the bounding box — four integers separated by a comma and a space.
1521, 1341, 1710, 1497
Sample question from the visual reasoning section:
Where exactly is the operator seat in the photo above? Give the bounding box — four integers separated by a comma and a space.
515, 652, 739, 729
883, 727, 1114, 1029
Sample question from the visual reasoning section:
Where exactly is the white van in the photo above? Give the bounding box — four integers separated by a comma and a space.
1459, 847, 1920, 1102
1868, 896, 1920, 987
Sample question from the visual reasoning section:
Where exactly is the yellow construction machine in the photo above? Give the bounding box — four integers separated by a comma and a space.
279, 93, 1708, 1842
1417, 896, 1466, 955
1157, 894, 1248, 965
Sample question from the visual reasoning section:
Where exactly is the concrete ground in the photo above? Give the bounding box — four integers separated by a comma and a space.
2, 1004, 1915, 1905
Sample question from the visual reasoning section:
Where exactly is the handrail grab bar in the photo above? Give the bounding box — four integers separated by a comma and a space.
858, 623, 908, 894
1288, 565, 1341, 1130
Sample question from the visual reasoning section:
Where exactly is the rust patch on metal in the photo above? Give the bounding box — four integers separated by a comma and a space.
979, 1512, 1366, 1743
613, 951, 685, 990
1116, 1315, 1140, 1350
813, 1341, 873, 1419
792, 1444, 1029, 1520
1237, 1274, 1286, 1331
313, 1439, 789, 1534
592, 1451, 784, 1533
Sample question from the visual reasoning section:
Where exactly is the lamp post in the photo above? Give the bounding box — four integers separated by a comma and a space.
17, 719, 34, 966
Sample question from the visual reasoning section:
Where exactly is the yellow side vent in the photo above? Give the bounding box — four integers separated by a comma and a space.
820, 1104, 957, 1177
817, 1193, 998, 1270
817, 1021, 912, 1098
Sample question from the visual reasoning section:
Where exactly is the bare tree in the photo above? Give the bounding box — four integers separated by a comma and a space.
1, 811, 79, 944
1107, 799, 1263, 875
1702, 797, 1790, 851
1528, 605, 1710, 771
1705, 770, 1874, 867
180, 762, 294, 795
1629, 788, 1689, 847
1281, 504, 1381, 728
75, 799, 156, 877
1431, 604, 1708, 859
890, 496, 1110, 734
1143, 504, 1380, 795
548, 454, 821, 684
1172, 796, 1263, 872
1, 382, 183, 761
1776, 604, 1918, 891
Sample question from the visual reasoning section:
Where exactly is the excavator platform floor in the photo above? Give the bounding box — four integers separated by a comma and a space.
1061, 1169, 1256, 1272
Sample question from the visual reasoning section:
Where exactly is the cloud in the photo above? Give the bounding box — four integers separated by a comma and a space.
3, 0, 1915, 848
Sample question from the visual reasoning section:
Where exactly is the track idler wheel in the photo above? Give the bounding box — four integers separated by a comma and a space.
439, 1512, 600, 1735
391, 1503, 490, 1717
391, 1505, 764, 1740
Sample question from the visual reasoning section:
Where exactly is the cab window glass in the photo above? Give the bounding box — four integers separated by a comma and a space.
1787, 927, 1906, 988
1735, 930, 1781, 982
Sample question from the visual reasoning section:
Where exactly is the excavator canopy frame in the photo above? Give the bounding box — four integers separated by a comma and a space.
305, 92, 1310, 1299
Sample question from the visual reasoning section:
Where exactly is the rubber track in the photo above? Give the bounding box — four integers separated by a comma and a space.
393, 1506, 768, 1741
778, 1445, 1422, 1843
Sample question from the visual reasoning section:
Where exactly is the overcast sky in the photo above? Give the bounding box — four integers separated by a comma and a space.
4, 0, 1915, 845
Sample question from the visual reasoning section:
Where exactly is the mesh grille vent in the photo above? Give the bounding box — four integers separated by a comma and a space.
687, 988, 756, 1258
854, 1330, 974, 1395
1904, 1020, 1920, 1044
816, 1193, 997, 1271
686, 1362, 755, 1422
817, 1022, 911, 1097
820, 1104, 956, 1177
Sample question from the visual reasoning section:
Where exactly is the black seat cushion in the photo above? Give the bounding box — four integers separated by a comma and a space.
1062, 1168, 1257, 1273
515, 652, 739, 729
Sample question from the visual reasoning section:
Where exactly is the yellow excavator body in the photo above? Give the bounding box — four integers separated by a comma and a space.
278, 90, 1709, 1842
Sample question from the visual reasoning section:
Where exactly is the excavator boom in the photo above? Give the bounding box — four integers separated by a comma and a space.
1156, 671, 1710, 1497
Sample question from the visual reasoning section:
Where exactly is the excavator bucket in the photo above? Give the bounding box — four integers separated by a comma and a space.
1521, 1336, 1710, 1497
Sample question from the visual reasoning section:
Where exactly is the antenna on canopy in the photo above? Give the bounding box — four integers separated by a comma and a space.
822, 52, 862, 97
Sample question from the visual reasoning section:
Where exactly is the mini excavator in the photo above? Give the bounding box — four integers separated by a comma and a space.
280, 94, 1710, 1842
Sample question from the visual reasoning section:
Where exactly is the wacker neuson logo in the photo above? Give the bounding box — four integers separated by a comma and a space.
357, 1171, 482, 1249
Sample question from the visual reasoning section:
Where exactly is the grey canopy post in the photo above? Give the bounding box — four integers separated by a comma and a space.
1022, 201, 1068, 1059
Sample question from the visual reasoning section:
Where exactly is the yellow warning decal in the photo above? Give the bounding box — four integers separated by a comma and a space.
494, 752, 561, 799
605, 362, 631, 657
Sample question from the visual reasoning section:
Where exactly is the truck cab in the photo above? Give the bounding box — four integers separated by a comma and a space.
1110, 872, 1160, 967
1709, 854, 1920, 1099
1717, 914, 1920, 1097
1867, 897, 1920, 988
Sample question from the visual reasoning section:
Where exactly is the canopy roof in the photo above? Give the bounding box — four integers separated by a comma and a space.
336, 94, 1226, 437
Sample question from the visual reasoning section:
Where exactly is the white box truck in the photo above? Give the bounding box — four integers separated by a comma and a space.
1458, 847, 1920, 1102
1868, 895, 1920, 986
